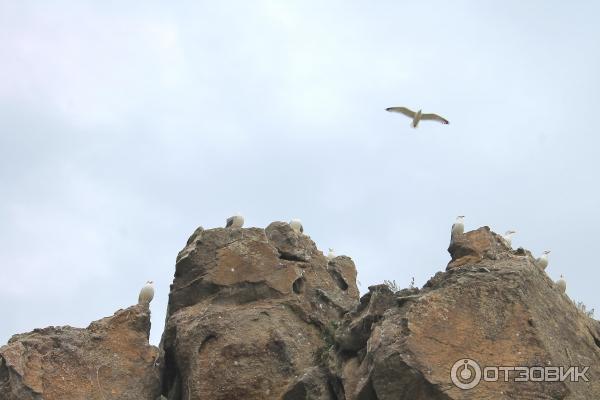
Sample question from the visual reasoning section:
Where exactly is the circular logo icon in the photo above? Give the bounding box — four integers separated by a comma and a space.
451, 358, 482, 390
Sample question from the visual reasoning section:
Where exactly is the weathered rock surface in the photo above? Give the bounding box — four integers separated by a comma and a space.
3, 223, 599, 399
0, 304, 160, 400
161, 222, 360, 399
332, 226, 600, 399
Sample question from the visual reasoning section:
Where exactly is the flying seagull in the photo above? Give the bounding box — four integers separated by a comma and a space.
386, 107, 449, 128
289, 218, 303, 234
225, 213, 244, 228
138, 281, 154, 305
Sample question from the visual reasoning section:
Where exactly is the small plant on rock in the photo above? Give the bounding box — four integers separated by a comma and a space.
315, 321, 339, 365
384, 279, 400, 292
576, 301, 595, 319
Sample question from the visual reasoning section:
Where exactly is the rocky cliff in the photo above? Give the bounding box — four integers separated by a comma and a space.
160, 222, 359, 399
332, 227, 600, 399
1, 223, 599, 399
0, 305, 160, 399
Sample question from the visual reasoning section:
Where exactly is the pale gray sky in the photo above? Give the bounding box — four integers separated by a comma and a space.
1, 1, 599, 345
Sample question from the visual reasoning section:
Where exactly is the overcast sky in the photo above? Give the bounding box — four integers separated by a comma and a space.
1, 1, 599, 345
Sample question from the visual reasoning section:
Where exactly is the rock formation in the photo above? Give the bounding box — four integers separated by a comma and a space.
160, 222, 360, 399
0, 305, 160, 400
2, 222, 600, 399
331, 226, 600, 399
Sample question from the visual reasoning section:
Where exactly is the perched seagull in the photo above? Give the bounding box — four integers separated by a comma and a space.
555, 275, 566, 294
327, 248, 336, 260
386, 106, 449, 128
451, 216, 465, 239
225, 213, 244, 228
535, 250, 550, 270
289, 218, 304, 234
502, 230, 517, 247
138, 281, 154, 305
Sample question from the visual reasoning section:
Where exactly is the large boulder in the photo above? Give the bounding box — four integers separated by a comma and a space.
160, 222, 360, 399
333, 227, 600, 399
0, 304, 161, 400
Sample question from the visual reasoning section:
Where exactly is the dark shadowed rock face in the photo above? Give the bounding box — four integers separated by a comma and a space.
161, 222, 360, 399
0, 304, 160, 400
333, 226, 600, 399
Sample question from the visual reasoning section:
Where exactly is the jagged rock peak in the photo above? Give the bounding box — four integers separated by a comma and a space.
0, 304, 161, 400
160, 221, 360, 399
447, 225, 537, 269
331, 226, 600, 399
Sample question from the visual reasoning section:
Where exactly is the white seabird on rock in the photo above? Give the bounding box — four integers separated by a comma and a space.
138, 281, 154, 305
451, 216, 465, 239
535, 250, 550, 270
502, 230, 517, 247
225, 213, 244, 228
289, 219, 303, 234
386, 106, 449, 128
327, 248, 336, 260
555, 275, 566, 294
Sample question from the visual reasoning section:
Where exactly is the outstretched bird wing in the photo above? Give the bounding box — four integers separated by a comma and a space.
421, 113, 449, 124
386, 107, 416, 118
